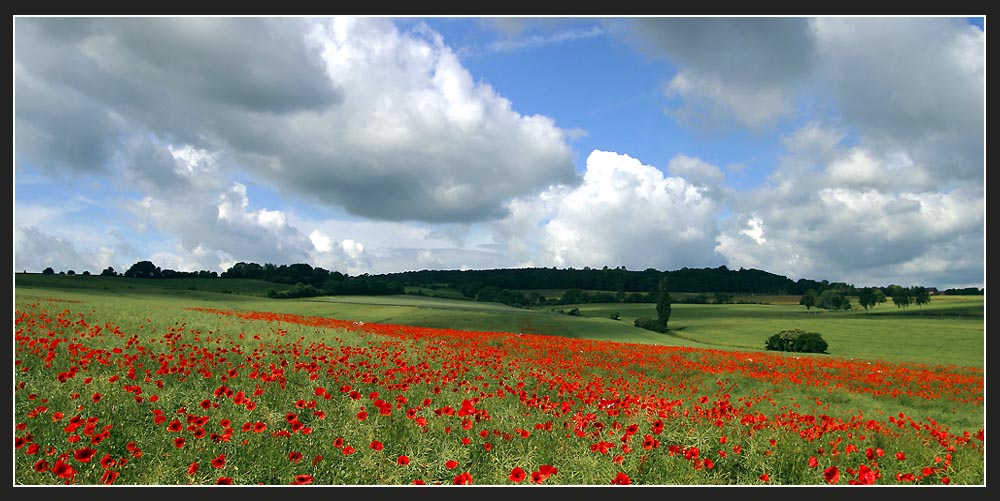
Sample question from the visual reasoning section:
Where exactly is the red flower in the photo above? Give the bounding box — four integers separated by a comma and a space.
370, 440, 384, 451
333, 437, 344, 449
759, 474, 770, 482
809, 456, 819, 468
253, 422, 266, 433
187, 462, 198, 475
895, 451, 906, 461
445, 460, 459, 469
313, 455, 323, 466
217, 477, 233, 485
100, 470, 119, 484
611, 472, 631, 485
453, 472, 473, 485
397, 455, 410, 466
942, 477, 950, 485
704, 458, 714, 470
51, 459, 76, 479
211, 454, 226, 468
167, 419, 182, 432
92, 393, 103, 404
174, 437, 185, 448
288, 451, 302, 463
508, 467, 526, 483
342, 445, 355, 455
824, 466, 840, 484
74, 447, 97, 462
356, 410, 368, 421
291, 474, 314, 485
33, 459, 49, 472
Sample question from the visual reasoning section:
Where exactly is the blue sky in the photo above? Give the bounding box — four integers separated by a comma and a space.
13, 16, 985, 290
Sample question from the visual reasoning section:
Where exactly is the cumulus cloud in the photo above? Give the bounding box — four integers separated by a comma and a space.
717, 122, 984, 289
15, 17, 578, 224
811, 17, 985, 183
626, 17, 816, 128
492, 150, 726, 270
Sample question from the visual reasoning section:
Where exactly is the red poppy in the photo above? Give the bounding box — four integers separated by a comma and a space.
809, 456, 819, 468
74, 447, 97, 462
942, 477, 950, 485
253, 422, 266, 433
530, 471, 546, 483
342, 445, 355, 455
824, 466, 840, 484
370, 440, 384, 451
445, 460, 459, 469
453, 472, 473, 485
187, 462, 198, 475
167, 419, 182, 433
759, 474, 770, 482
33, 459, 49, 472
333, 437, 344, 449
356, 410, 368, 421
211, 454, 226, 468
291, 474, 314, 485
100, 470, 119, 484
611, 472, 631, 485
397, 455, 410, 466
216, 477, 233, 485
288, 451, 302, 463
704, 458, 714, 470
51, 459, 76, 479
174, 437, 185, 448
313, 455, 323, 465
895, 451, 906, 460
508, 467, 526, 483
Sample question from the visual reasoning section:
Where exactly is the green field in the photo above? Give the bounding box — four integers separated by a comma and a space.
13, 273, 984, 370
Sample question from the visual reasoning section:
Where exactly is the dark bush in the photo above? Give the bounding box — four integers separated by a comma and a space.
765, 329, 829, 354
634, 317, 666, 333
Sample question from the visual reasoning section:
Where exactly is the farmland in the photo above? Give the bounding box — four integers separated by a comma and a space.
13, 274, 985, 485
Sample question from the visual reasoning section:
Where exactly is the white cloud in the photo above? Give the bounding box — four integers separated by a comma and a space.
493, 150, 725, 270
15, 17, 578, 224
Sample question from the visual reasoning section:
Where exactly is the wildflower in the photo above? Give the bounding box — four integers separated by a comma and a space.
397, 456, 410, 466
211, 454, 226, 468
509, 467, 526, 483
291, 474, 314, 485
611, 472, 631, 485
446, 460, 459, 469
824, 466, 840, 484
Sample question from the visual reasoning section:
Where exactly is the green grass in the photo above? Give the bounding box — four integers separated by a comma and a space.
14, 273, 985, 369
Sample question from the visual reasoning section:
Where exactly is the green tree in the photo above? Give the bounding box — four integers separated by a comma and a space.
42, 267, 55, 275
891, 287, 912, 308
799, 289, 818, 310
912, 286, 931, 310
857, 287, 886, 312
656, 275, 672, 330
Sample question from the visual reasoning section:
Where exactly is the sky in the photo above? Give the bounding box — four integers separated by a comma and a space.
13, 16, 986, 290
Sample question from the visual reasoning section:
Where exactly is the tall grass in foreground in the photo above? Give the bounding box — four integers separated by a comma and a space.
13, 298, 984, 486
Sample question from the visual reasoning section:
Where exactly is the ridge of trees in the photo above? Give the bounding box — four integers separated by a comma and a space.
35, 261, 983, 307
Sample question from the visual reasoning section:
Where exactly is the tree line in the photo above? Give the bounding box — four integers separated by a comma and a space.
34, 260, 982, 307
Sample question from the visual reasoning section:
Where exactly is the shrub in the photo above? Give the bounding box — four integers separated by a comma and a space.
634, 317, 666, 333
765, 329, 829, 354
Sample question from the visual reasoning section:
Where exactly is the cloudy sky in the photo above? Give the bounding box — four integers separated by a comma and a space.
13, 16, 985, 290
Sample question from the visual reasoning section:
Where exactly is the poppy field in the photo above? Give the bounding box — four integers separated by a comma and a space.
13, 296, 985, 486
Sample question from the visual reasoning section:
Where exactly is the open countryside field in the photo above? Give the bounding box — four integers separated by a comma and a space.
13, 274, 985, 485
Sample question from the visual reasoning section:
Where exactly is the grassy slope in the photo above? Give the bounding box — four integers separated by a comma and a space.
14, 274, 985, 369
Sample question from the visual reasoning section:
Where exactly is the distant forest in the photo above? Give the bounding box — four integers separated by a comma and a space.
39, 260, 983, 307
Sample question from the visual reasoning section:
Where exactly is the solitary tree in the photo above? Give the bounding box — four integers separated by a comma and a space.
42, 267, 55, 275
799, 289, 818, 310
857, 287, 886, 313
656, 275, 672, 330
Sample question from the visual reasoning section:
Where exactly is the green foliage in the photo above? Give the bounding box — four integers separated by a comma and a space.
656, 275, 672, 329
799, 289, 817, 310
816, 289, 851, 310
765, 329, 829, 354
634, 316, 666, 333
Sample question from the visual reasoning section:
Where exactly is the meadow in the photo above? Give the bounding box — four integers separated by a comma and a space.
12, 274, 985, 486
